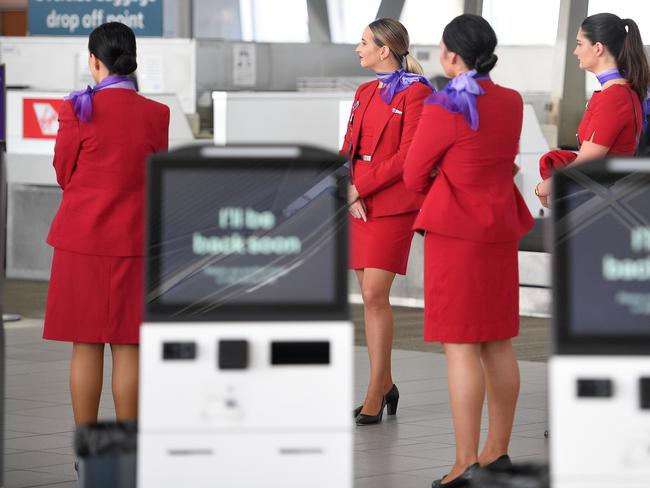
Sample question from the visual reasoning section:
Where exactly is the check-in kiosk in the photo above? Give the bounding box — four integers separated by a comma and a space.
138, 145, 352, 488
550, 158, 650, 488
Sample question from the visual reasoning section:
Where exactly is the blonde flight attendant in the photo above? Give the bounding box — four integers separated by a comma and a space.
341, 18, 433, 425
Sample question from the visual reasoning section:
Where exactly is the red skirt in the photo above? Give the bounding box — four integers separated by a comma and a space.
423, 233, 519, 343
43, 248, 143, 344
349, 210, 418, 275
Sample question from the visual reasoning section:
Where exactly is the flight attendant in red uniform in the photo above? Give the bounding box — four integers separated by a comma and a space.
403, 15, 533, 487
535, 13, 649, 207
341, 18, 433, 426
43, 23, 170, 426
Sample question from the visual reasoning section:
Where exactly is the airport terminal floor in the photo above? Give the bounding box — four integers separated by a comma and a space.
1, 279, 549, 488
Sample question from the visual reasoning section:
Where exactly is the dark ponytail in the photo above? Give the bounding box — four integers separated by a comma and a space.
111, 53, 137, 75
442, 14, 498, 74
581, 13, 650, 104
88, 22, 137, 76
619, 19, 650, 105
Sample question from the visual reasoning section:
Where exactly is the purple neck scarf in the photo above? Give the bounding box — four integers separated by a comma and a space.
596, 68, 624, 85
66, 75, 135, 122
596, 68, 650, 133
376, 68, 434, 104
425, 69, 489, 131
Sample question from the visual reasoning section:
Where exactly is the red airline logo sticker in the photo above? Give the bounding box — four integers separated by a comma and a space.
23, 98, 64, 139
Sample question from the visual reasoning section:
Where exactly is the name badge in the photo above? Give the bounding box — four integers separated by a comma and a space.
349, 100, 360, 125
391, 108, 403, 115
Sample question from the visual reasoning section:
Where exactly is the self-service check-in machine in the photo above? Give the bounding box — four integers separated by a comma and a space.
550, 158, 650, 488
138, 145, 352, 488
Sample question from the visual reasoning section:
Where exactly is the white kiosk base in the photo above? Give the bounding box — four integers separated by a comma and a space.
550, 356, 650, 488
138, 322, 353, 488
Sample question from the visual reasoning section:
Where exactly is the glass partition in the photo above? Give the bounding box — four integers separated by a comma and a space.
243, 0, 310, 43
588, 0, 650, 42
400, 0, 463, 45
193, 0, 242, 40
483, 0, 560, 45
327, 0, 381, 44
194, 0, 310, 42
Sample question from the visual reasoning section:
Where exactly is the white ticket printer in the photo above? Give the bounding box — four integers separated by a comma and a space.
137, 145, 353, 488
550, 158, 650, 488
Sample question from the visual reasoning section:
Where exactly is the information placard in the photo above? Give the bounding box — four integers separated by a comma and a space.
22, 98, 64, 139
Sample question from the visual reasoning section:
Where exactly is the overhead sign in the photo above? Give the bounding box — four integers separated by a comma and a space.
23, 98, 64, 139
28, 0, 163, 37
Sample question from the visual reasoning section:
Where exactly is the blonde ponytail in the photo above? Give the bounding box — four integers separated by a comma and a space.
369, 18, 423, 74
404, 52, 424, 75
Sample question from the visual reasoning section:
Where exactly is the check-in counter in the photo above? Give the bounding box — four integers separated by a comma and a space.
6, 89, 197, 279
212, 91, 354, 152
518, 104, 551, 219
516, 104, 552, 316
212, 91, 552, 316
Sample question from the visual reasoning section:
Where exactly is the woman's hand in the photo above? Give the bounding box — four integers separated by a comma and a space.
348, 184, 360, 204
535, 179, 551, 208
348, 184, 366, 220
349, 199, 367, 221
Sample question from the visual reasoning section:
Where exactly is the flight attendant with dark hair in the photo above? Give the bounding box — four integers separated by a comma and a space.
44, 22, 170, 426
342, 18, 432, 426
536, 12, 649, 206
404, 15, 533, 487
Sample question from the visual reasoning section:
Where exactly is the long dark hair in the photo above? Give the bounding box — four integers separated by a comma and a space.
88, 22, 137, 75
581, 13, 650, 104
442, 14, 498, 74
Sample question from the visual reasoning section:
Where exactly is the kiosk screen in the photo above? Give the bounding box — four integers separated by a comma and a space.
146, 147, 348, 321
554, 160, 650, 353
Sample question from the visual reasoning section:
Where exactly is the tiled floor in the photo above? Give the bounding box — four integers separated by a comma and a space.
352, 348, 549, 487
2, 319, 548, 487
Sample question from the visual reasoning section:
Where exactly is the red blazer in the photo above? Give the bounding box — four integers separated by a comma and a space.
341, 80, 432, 217
47, 89, 170, 256
404, 80, 533, 243
577, 84, 642, 155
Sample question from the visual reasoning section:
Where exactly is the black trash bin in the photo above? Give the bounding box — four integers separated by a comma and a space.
75, 421, 137, 488
470, 463, 549, 488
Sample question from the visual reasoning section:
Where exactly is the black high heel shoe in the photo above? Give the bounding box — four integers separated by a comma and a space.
483, 454, 512, 470
355, 397, 386, 426
385, 384, 399, 415
353, 384, 400, 418
431, 463, 479, 488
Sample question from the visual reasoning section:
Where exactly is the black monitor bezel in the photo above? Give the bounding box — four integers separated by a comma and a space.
552, 157, 650, 355
145, 145, 349, 322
